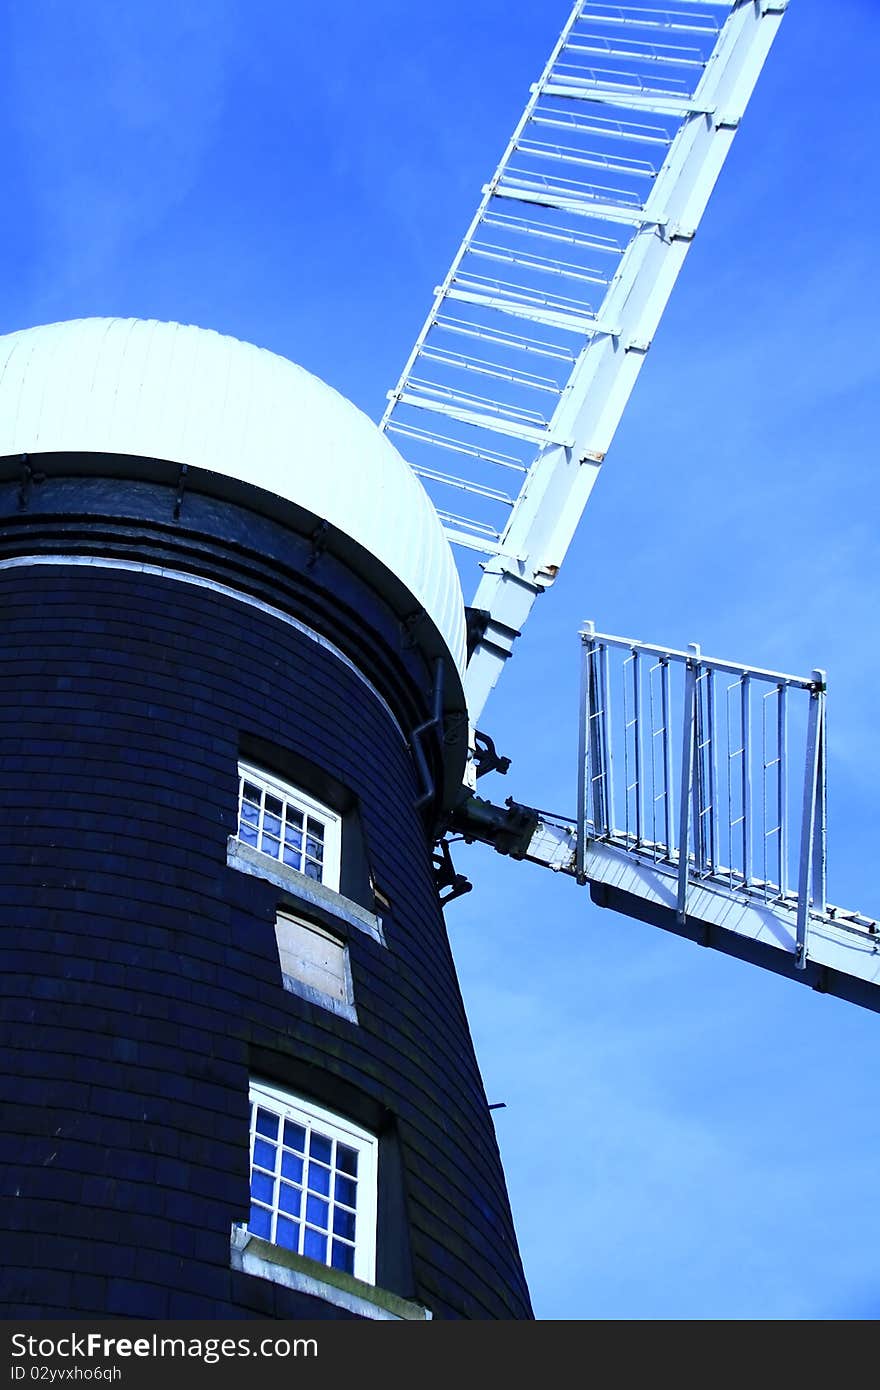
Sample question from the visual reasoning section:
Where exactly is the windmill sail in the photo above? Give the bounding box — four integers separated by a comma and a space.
384, 0, 879, 1010
516, 628, 879, 1013
381, 0, 790, 722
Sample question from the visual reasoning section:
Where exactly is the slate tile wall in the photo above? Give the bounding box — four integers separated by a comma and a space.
0, 564, 532, 1320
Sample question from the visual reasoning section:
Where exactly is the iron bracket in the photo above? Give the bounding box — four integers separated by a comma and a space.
17, 453, 45, 511
472, 729, 511, 779
306, 519, 330, 570
432, 837, 473, 907
173, 463, 188, 521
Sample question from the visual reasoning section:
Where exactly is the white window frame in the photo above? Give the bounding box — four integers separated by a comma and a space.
235, 761, 342, 892
246, 1079, 377, 1284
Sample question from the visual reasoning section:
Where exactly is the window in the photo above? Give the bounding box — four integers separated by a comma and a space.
246, 1080, 377, 1283
236, 762, 341, 891
274, 910, 357, 1021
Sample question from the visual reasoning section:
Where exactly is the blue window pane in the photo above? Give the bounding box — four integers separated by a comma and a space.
284, 825, 303, 850
334, 1174, 356, 1208
240, 801, 259, 824
250, 1171, 274, 1205
260, 832, 281, 858
303, 860, 322, 881
303, 1228, 327, 1264
283, 1120, 306, 1152
248, 1204, 271, 1240
331, 1240, 355, 1274
305, 836, 323, 862
238, 823, 258, 846
337, 1144, 358, 1177
264, 813, 282, 838
332, 1206, 356, 1241
278, 1182, 301, 1217
283, 845, 302, 869
253, 1138, 276, 1172
255, 1108, 278, 1140
309, 1132, 332, 1164
281, 1151, 303, 1184
305, 1194, 329, 1229
307, 1162, 330, 1196
275, 1216, 300, 1252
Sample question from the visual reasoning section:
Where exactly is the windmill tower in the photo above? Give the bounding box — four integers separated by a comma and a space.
0, 2, 873, 1323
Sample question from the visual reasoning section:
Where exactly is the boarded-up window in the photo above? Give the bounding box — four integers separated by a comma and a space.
275, 911, 354, 1018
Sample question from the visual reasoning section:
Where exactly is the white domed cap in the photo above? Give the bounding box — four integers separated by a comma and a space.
0, 317, 467, 674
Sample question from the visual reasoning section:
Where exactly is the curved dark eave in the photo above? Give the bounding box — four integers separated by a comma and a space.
0, 451, 468, 818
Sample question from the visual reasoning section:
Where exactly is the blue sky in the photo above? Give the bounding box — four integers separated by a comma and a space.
3, 0, 879, 1319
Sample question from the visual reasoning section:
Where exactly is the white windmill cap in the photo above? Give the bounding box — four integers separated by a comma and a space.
0, 317, 468, 679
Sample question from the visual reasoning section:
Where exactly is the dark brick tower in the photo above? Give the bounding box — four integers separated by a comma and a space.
0, 318, 532, 1320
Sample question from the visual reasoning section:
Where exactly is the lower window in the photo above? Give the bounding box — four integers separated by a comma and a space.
247, 1080, 377, 1283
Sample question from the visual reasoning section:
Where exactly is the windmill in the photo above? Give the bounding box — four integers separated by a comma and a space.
2, 0, 877, 1324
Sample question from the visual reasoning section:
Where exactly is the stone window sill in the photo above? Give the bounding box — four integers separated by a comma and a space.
230, 1227, 430, 1321
227, 837, 386, 946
